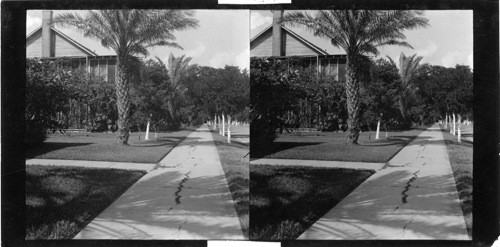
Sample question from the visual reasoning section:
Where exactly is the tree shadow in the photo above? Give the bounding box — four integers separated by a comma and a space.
69, 168, 246, 239
294, 168, 470, 240
26, 142, 93, 158
26, 166, 146, 239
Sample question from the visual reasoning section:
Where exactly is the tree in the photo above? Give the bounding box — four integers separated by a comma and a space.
283, 10, 429, 144
54, 10, 198, 144
26, 58, 73, 146
389, 53, 424, 128
165, 54, 192, 129
130, 58, 169, 137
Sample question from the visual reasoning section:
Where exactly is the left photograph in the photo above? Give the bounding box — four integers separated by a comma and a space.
25, 9, 250, 240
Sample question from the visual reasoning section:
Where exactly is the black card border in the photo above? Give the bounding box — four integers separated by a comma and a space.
2, 1, 498, 246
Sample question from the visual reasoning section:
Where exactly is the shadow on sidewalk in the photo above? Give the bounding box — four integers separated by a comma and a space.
76, 168, 244, 239
299, 168, 469, 240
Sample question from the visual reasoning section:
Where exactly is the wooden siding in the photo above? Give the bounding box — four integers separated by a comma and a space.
284, 32, 323, 56
26, 29, 89, 58
250, 29, 273, 57
251, 28, 324, 57
54, 33, 89, 57
26, 30, 42, 57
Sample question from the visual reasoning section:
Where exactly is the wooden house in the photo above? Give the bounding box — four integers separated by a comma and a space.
250, 11, 347, 82
26, 10, 117, 84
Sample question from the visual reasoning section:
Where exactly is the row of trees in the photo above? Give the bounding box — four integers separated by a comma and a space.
250, 54, 473, 152
281, 10, 430, 144
26, 55, 249, 146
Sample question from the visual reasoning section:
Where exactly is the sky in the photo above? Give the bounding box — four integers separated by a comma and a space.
251, 10, 473, 68
27, 10, 250, 70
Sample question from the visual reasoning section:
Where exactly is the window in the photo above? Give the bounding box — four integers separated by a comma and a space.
99, 59, 107, 81
108, 59, 116, 84
90, 59, 98, 77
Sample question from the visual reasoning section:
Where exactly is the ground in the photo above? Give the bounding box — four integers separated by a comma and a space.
253, 128, 425, 163
26, 165, 145, 239
249, 164, 374, 240
210, 125, 250, 238
441, 124, 473, 237
26, 130, 194, 163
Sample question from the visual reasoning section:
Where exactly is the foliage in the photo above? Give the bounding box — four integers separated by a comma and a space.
283, 10, 429, 144
414, 64, 473, 122
184, 65, 250, 123
69, 70, 117, 132
165, 54, 193, 129
250, 57, 303, 154
53, 10, 199, 144
130, 58, 168, 132
26, 58, 74, 146
388, 53, 424, 128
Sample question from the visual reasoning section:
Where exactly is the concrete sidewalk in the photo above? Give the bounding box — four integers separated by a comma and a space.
74, 124, 244, 240
299, 123, 469, 240
26, 159, 157, 172
250, 158, 385, 171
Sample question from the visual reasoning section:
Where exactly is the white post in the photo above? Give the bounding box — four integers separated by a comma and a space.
457, 114, 462, 142
452, 112, 456, 135
227, 115, 231, 143
222, 114, 225, 136
375, 119, 381, 140
145, 120, 150, 140
218, 116, 221, 134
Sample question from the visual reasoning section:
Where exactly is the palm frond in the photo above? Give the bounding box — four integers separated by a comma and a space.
53, 10, 199, 57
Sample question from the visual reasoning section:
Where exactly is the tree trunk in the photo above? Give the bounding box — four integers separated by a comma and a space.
444, 114, 448, 129
222, 114, 225, 136
398, 96, 407, 124
227, 116, 231, 144
145, 120, 150, 140
375, 119, 381, 139
116, 54, 131, 145
457, 114, 462, 142
452, 112, 456, 135
345, 57, 361, 144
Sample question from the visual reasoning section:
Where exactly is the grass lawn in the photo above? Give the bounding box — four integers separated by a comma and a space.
250, 164, 374, 240
441, 125, 473, 238
210, 128, 250, 239
26, 129, 194, 164
252, 128, 426, 163
26, 165, 145, 239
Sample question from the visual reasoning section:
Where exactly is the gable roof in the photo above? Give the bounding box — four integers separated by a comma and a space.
250, 25, 329, 56
26, 26, 98, 56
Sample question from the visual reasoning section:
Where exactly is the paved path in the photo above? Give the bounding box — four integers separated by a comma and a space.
74, 124, 244, 240
250, 158, 385, 171
299, 123, 469, 240
26, 159, 157, 172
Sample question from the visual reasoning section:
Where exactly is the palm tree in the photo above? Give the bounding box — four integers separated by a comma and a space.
388, 53, 423, 127
53, 10, 198, 144
283, 10, 429, 144
165, 53, 192, 129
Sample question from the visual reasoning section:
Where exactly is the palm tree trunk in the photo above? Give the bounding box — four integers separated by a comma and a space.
345, 58, 361, 144
116, 54, 131, 145
398, 96, 408, 125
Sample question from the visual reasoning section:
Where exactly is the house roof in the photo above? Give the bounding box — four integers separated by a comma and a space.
26, 26, 99, 56
250, 25, 329, 56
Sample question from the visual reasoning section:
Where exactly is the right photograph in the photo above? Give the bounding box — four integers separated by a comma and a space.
249, 10, 473, 240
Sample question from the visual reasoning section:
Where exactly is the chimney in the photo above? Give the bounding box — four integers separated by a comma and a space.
272, 10, 284, 56
42, 10, 54, 57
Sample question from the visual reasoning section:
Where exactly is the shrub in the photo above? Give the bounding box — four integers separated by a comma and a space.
250, 58, 303, 156
26, 58, 74, 146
